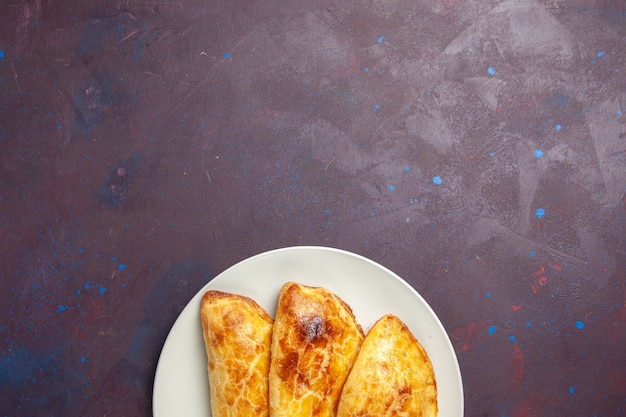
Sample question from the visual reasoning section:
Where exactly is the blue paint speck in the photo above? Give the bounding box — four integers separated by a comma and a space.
99, 287, 107, 294
526, 321, 532, 327
364, 67, 369, 72
569, 386, 575, 394
388, 185, 395, 191
489, 152, 495, 157
223, 52, 231, 59
486, 292, 491, 298
618, 110, 623, 115
530, 251, 536, 257
487, 66, 496, 75
598, 51, 604, 57
432, 176, 442, 185
488, 325, 496, 335
377, 36, 384, 44
616, 68, 620, 73
509, 335, 516, 342
0, 50, 4, 59
57, 305, 68, 313
81, 357, 87, 363
324, 209, 330, 214
575, 320, 584, 330
374, 104, 380, 111
118, 264, 127, 271
405, 166, 410, 171
556, 124, 562, 131
535, 208, 546, 219
591, 59, 597, 64
534, 149, 543, 158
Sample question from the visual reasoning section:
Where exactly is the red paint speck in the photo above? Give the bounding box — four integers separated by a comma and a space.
462, 322, 477, 352
451, 321, 485, 352
551, 261, 563, 271
511, 343, 524, 385
531, 265, 548, 293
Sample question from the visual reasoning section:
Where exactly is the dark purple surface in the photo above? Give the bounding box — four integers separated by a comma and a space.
1, 0, 625, 416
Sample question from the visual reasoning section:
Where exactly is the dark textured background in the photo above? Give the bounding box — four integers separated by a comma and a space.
1, 0, 625, 416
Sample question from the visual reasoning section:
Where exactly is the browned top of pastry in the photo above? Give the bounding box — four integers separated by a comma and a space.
336, 314, 438, 417
201, 290, 273, 417
269, 282, 365, 417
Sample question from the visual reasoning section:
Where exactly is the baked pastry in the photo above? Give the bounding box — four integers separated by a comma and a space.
269, 282, 364, 417
336, 314, 438, 417
200, 290, 274, 417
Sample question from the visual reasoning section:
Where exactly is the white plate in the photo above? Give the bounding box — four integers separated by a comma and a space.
153, 246, 463, 417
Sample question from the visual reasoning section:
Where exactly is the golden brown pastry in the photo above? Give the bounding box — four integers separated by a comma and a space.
200, 290, 274, 417
269, 282, 365, 417
336, 314, 438, 417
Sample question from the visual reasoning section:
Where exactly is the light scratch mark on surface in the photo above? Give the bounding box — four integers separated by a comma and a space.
502, 224, 589, 268
10, 58, 22, 93
169, 30, 255, 116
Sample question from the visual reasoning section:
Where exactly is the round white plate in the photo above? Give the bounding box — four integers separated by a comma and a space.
153, 246, 463, 417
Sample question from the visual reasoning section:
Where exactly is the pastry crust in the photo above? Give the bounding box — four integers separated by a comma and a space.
336, 314, 438, 417
200, 290, 274, 417
269, 282, 365, 417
